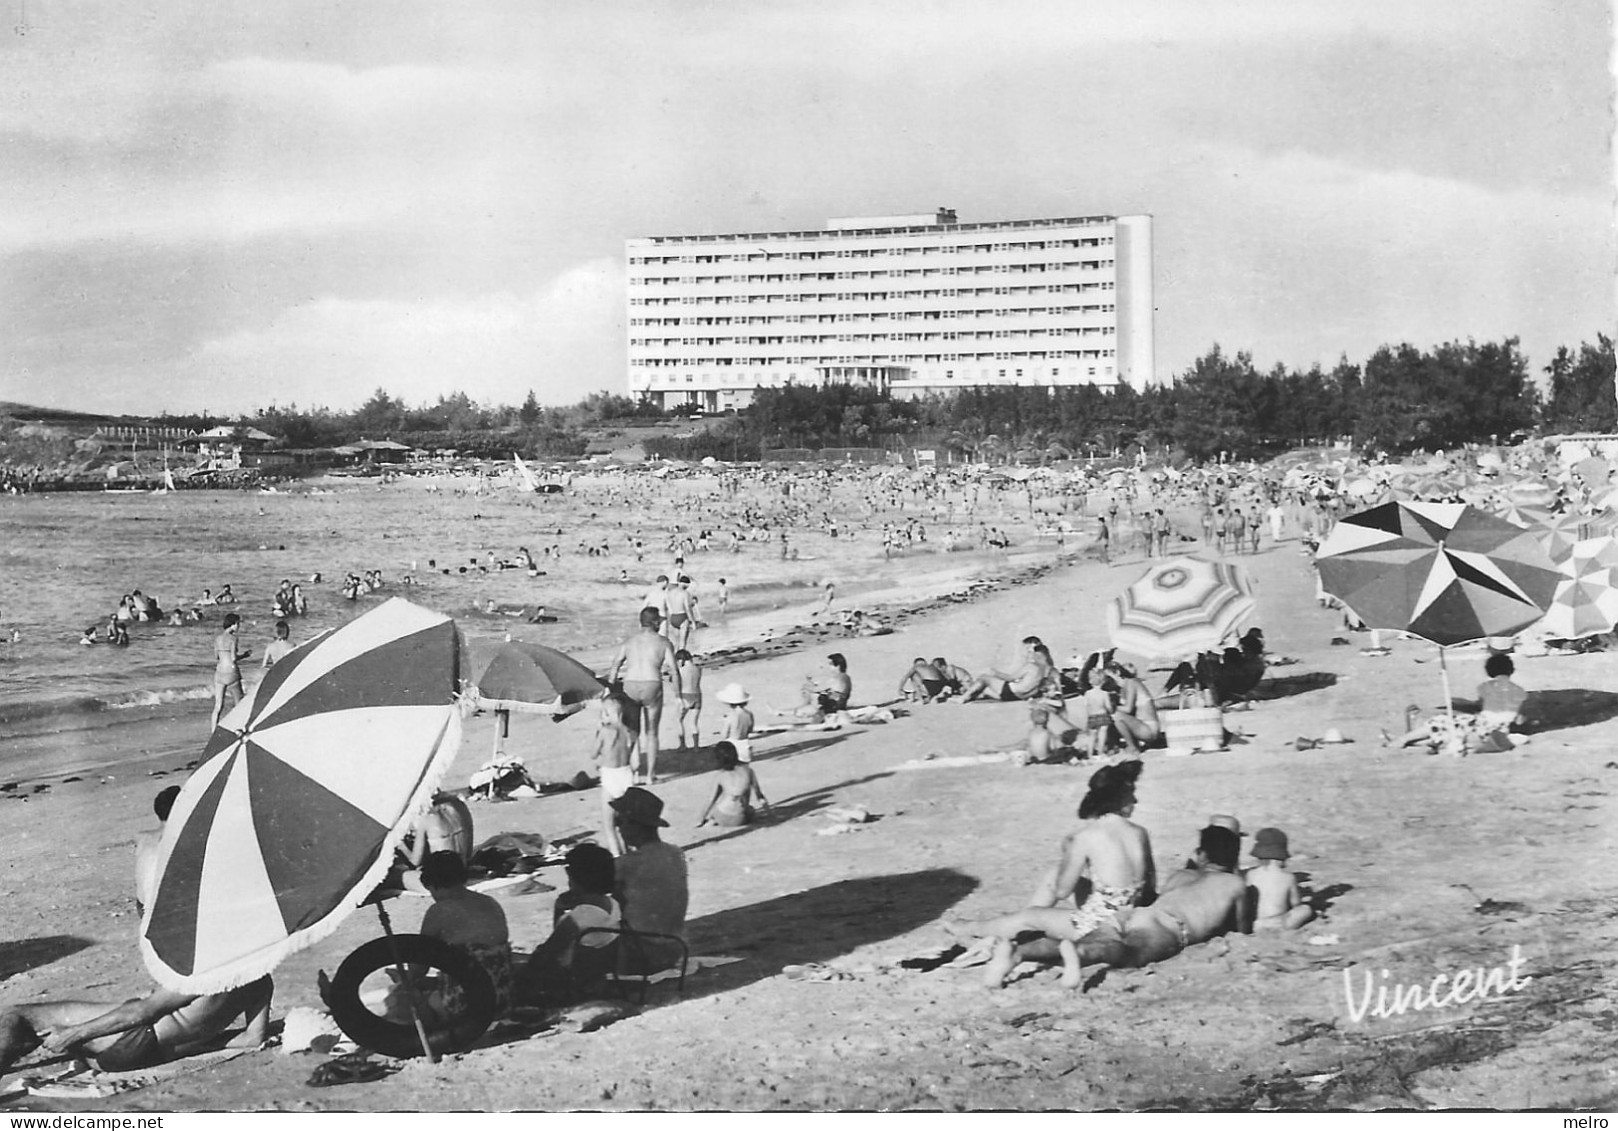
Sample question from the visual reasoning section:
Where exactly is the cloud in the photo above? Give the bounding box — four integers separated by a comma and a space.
187, 258, 625, 412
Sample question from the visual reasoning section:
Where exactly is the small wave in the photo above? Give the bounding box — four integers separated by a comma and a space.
0, 684, 211, 726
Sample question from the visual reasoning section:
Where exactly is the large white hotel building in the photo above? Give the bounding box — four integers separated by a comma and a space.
625, 208, 1155, 413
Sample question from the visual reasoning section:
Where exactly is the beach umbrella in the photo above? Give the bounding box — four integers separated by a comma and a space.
1532, 509, 1591, 564
141, 598, 466, 994
1315, 500, 1561, 718
1106, 556, 1258, 659
1537, 536, 1618, 640
475, 641, 605, 713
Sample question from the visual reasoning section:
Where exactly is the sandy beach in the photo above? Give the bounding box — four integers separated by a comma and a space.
2, 515, 1616, 1112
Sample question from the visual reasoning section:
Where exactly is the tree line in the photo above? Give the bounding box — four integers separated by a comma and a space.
150, 334, 1613, 464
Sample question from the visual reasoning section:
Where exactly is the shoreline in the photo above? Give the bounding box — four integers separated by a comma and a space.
0, 544, 1082, 791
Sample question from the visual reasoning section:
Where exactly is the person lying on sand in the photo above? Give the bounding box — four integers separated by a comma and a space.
944, 761, 1155, 989
0, 976, 273, 1075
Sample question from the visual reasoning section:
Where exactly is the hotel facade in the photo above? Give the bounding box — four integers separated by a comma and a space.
626, 209, 1155, 413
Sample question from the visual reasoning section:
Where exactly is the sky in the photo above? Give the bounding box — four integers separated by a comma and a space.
0, 0, 1612, 416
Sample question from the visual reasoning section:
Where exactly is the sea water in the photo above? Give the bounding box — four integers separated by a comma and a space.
0, 475, 1037, 768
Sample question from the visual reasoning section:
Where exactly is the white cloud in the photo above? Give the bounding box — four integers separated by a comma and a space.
188, 259, 625, 412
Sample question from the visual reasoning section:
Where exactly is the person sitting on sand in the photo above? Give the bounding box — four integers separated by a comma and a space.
990, 704, 1077, 766
1107, 659, 1163, 754
696, 740, 771, 827
610, 788, 689, 974
0, 976, 273, 1075
933, 656, 972, 699
416, 851, 514, 1022
1245, 828, 1315, 930
944, 761, 1155, 989
1476, 652, 1529, 741
898, 657, 950, 703
957, 637, 1047, 703
134, 785, 181, 916
519, 844, 622, 1004
777, 653, 852, 721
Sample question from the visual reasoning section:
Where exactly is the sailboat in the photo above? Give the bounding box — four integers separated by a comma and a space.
512, 452, 541, 493
152, 465, 178, 495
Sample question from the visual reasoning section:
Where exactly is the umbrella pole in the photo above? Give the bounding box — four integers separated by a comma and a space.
1438, 643, 1457, 736
493, 709, 508, 760
374, 902, 441, 1064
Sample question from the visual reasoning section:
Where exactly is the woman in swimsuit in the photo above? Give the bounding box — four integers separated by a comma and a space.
696, 741, 770, 828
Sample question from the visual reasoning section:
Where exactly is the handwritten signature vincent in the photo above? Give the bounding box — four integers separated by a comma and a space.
1343, 945, 1532, 1023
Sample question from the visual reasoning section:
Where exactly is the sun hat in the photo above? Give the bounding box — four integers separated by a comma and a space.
1252, 827, 1290, 860
715, 682, 750, 705
1321, 727, 1349, 744
1206, 813, 1243, 837
609, 786, 669, 828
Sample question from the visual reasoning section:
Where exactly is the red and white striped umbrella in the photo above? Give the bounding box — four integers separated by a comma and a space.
1106, 556, 1258, 659
141, 598, 466, 993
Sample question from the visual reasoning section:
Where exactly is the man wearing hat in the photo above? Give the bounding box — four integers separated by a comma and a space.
610, 787, 688, 973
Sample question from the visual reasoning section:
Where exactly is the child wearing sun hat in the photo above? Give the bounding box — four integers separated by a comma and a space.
715, 682, 755, 763
1247, 827, 1315, 930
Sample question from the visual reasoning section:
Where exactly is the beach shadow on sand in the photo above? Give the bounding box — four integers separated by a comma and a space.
0, 935, 95, 981
1253, 671, 1339, 700
1514, 688, 1618, 736
675, 868, 980, 1001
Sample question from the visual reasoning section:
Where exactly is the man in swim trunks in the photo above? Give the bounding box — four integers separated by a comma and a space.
210, 613, 247, 730
780, 653, 852, 720
1070, 826, 1250, 973
664, 575, 696, 651
0, 976, 273, 1074
898, 657, 949, 703
957, 637, 1046, 703
944, 761, 1156, 989
608, 607, 678, 785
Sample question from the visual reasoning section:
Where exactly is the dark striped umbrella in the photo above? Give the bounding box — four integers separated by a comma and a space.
140, 598, 466, 993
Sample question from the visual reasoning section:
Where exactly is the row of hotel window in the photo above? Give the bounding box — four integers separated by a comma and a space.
630, 260, 1113, 285
627, 237, 1115, 265
632, 328, 1115, 347
630, 282, 1118, 308
640, 366, 1115, 385
631, 306, 1117, 328
631, 349, 1119, 367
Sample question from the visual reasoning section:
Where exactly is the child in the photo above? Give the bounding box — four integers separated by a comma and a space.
519, 844, 622, 1003
673, 649, 703, 751
716, 577, 729, 617
993, 704, 1074, 766
593, 694, 636, 855
1081, 676, 1115, 759
262, 620, 294, 669
696, 740, 771, 828
1246, 827, 1315, 930
714, 682, 754, 763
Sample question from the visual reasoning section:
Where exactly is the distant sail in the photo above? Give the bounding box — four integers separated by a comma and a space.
164, 466, 178, 492
512, 453, 540, 493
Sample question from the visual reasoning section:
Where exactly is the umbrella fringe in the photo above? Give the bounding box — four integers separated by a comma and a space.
141, 706, 467, 995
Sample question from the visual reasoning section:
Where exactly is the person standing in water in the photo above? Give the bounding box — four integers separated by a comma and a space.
210, 614, 247, 729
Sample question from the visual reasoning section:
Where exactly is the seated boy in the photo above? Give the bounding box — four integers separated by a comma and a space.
1245, 827, 1315, 930
519, 844, 622, 1003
